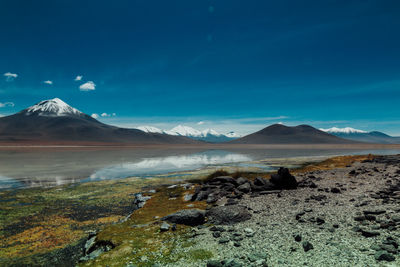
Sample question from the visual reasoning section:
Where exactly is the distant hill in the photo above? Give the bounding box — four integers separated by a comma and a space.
320, 127, 400, 144
231, 124, 357, 144
0, 98, 198, 145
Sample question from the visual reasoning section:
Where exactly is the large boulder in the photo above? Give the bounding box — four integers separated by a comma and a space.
206, 205, 251, 225
251, 178, 276, 191
270, 167, 298, 189
209, 176, 238, 186
162, 209, 206, 226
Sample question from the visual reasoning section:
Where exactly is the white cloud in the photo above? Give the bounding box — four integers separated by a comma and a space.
74, 75, 83, 81
43, 80, 53, 85
4, 72, 18, 82
92, 112, 116, 118
197, 121, 205, 125
100, 112, 116, 117
0, 102, 14, 108
79, 81, 96, 91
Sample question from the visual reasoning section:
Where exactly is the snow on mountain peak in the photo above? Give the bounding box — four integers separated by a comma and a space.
320, 127, 367, 134
24, 98, 83, 116
202, 128, 221, 137
169, 125, 203, 137
136, 126, 164, 134
135, 124, 240, 141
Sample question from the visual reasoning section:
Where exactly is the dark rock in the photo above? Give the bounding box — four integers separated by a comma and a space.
316, 217, 325, 225
209, 226, 226, 232
236, 177, 248, 185
294, 234, 302, 242
234, 242, 241, 247
226, 199, 239, 206
302, 241, 314, 252
360, 229, 380, 237
213, 232, 221, 238
354, 216, 365, 222
221, 183, 236, 192
254, 177, 268, 186
251, 180, 276, 192
211, 176, 238, 186
219, 237, 230, 244
310, 195, 327, 201
171, 224, 177, 231
206, 192, 220, 204
224, 259, 243, 267
330, 187, 341, 194
364, 215, 376, 221
162, 209, 206, 226
237, 183, 251, 193
363, 210, 386, 215
375, 250, 395, 262
270, 167, 298, 189
207, 205, 251, 225
194, 190, 210, 201
207, 260, 223, 267
295, 211, 305, 221
259, 190, 281, 195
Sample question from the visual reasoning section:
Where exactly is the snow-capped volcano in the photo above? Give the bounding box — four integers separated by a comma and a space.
320, 127, 367, 134
0, 98, 198, 144
22, 98, 83, 117
135, 125, 241, 142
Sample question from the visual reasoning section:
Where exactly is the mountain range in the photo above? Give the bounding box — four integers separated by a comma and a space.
231, 124, 357, 144
320, 127, 400, 144
136, 125, 241, 143
0, 98, 197, 145
0, 98, 398, 145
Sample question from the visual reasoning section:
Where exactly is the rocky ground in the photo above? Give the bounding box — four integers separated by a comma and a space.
160, 155, 400, 267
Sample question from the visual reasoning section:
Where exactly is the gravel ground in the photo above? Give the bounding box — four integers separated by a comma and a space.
169, 156, 400, 267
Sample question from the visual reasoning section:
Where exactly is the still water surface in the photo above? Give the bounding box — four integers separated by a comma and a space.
0, 148, 399, 189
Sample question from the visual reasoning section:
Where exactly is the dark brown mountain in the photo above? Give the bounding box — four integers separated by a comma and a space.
231, 124, 358, 144
0, 98, 198, 145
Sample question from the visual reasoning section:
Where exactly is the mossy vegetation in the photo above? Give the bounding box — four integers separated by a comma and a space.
80, 185, 208, 266
0, 176, 183, 265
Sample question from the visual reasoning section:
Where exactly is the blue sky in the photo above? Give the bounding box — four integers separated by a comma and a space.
1, 0, 400, 135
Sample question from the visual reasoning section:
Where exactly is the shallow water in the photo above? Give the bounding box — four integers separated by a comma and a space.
0, 147, 399, 189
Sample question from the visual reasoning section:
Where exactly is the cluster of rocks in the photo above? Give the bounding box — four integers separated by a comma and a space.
191, 167, 297, 205
160, 168, 299, 230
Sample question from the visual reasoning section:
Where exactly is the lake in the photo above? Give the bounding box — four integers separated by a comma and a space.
1, 147, 400, 189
